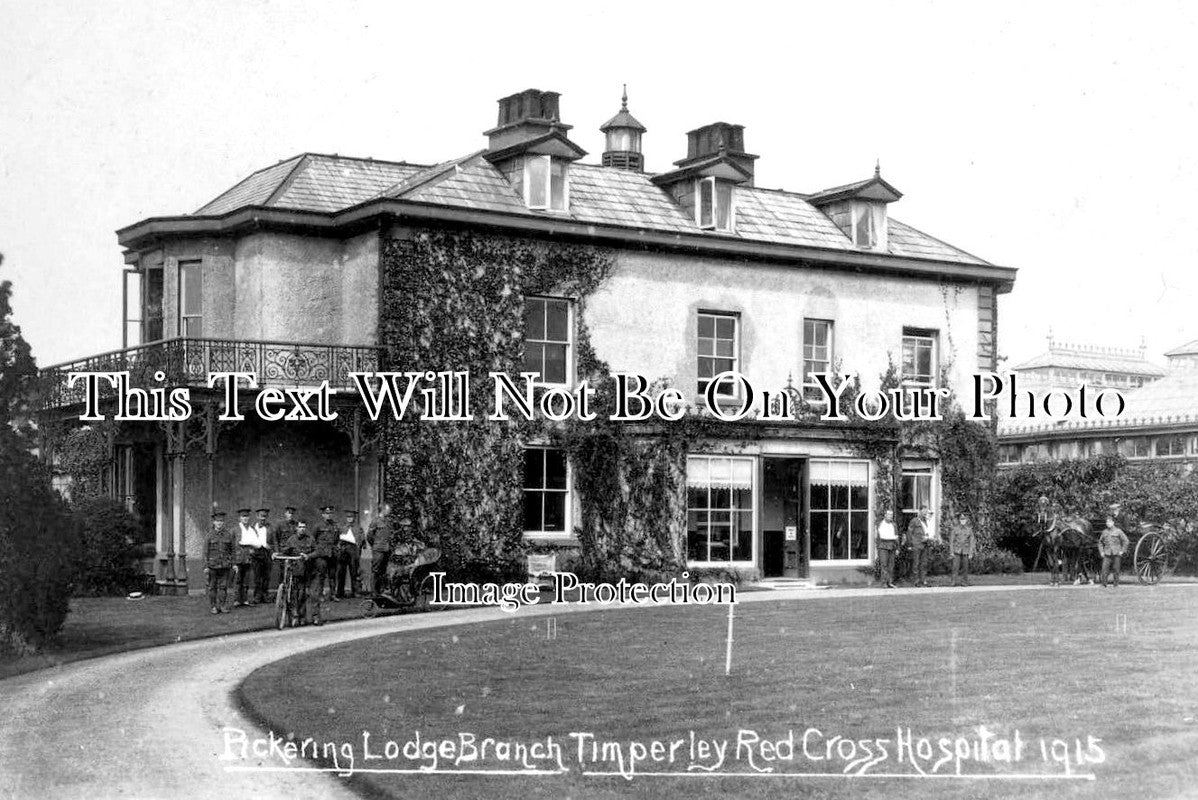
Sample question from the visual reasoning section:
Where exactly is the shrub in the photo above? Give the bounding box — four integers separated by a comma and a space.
871, 540, 1023, 580
71, 497, 144, 596
0, 438, 77, 653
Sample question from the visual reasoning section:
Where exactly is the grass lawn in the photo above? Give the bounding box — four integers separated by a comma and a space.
0, 591, 374, 680
238, 585, 1198, 800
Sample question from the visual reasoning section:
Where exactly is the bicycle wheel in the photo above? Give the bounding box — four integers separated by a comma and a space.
413, 572, 445, 612
276, 574, 291, 630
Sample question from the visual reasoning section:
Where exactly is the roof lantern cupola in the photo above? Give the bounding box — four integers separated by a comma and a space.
600, 85, 647, 172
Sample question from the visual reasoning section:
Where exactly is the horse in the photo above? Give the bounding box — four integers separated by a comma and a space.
1041, 515, 1094, 585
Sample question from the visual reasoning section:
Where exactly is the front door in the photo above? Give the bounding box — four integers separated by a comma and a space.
762, 458, 806, 578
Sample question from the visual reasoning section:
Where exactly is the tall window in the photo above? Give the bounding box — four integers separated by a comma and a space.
901, 328, 938, 387
179, 260, 203, 337
697, 311, 738, 396
123, 269, 142, 348
697, 177, 734, 231
144, 265, 164, 341
686, 455, 754, 563
899, 467, 934, 539
522, 297, 572, 385
810, 460, 870, 561
523, 448, 569, 536
525, 155, 568, 211
802, 319, 834, 400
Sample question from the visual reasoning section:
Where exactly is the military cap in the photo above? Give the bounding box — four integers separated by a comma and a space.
284, 506, 297, 513
211, 510, 227, 519
255, 506, 270, 514
236, 507, 252, 515
320, 504, 336, 513
343, 509, 358, 518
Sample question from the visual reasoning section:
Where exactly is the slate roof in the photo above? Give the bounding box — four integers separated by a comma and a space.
196, 154, 427, 215
190, 151, 992, 267
1012, 346, 1167, 376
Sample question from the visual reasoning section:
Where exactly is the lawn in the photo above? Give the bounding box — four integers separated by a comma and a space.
237, 585, 1198, 800
0, 591, 373, 680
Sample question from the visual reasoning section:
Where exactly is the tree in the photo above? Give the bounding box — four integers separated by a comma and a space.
0, 254, 40, 446
0, 253, 76, 652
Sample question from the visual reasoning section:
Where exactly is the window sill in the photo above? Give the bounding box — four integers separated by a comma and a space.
523, 532, 578, 545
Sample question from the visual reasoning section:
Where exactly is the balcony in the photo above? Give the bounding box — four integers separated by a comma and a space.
40, 337, 382, 410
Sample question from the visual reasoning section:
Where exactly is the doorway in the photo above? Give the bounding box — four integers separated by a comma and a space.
762, 457, 806, 578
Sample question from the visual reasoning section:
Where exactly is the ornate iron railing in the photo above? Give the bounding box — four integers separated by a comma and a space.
40, 337, 382, 409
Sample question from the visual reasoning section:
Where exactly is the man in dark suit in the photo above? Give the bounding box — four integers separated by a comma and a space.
905, 507, 932, 587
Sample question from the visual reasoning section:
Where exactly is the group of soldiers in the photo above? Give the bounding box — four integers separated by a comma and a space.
202, 501, 414, 625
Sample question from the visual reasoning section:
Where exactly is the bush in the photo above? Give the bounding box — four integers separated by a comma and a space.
71, 497, 144, 596
874, 540, 1023, 580
993, 457, 1198, 570
0, 438, 77, 653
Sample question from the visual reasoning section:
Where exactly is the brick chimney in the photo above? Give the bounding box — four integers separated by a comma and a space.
484, 89, 584, 160
675, 122, 758, 185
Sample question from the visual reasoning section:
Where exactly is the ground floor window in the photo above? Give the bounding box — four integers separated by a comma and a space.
523, 447, 569, 536
809, 460, 870, 561
899, 466, 934, 540
686, 455, 754, 563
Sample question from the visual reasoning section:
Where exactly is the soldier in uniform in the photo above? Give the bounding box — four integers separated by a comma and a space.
233, 508, 258, 606
367, 502, 395, 595
949, 512, 976, 586
252, 507, 273, 603
280, 520, 316, 625
268, 506, 299, 593
310, 505, 340, 624
203, 510, 235, 614
335, 509, 364, 600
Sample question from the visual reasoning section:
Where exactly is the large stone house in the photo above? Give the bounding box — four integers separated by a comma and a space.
39, 88, 1016, 590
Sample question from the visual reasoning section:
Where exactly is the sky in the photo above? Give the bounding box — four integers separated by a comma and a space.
2, 0, 1197, 369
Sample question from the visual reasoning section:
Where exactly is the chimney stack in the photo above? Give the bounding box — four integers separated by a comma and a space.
676, 122, 758, 185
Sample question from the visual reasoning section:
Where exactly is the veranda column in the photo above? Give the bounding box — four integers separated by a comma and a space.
172, 451, 188, 589
155, 443, 169, 585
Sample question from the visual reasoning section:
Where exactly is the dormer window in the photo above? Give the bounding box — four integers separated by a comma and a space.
852, 201, 886, 249
525, 154, 568, 211
697, 176, 734, 231
853, 204, 875, 247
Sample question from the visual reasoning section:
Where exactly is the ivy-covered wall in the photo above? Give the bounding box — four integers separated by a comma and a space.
379, 227, 998, 580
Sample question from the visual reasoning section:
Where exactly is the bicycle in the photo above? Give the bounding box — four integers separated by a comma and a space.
272, 554, 306, 630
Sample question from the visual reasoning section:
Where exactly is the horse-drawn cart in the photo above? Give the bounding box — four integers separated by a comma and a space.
1041, 508, 1186, 585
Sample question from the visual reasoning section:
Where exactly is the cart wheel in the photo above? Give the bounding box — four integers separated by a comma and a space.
413, 573, 445, 612
1135, 532, 1167, 585
361, 599, 378, 618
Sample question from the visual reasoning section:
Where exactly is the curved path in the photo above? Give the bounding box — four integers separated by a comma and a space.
0, 582, 1140, 799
